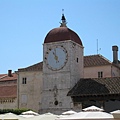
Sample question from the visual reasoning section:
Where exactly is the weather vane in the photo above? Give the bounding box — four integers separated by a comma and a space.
60, 9, 67, 27
62, 9, 64, 14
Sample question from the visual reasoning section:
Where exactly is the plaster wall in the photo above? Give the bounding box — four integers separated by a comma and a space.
84, 65, 112, 78
0, 98, 17, 109
18, 71, 42, 112
111, 65, 120, 77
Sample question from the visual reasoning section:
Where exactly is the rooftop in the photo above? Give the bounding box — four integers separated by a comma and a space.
68, 77, 120, 96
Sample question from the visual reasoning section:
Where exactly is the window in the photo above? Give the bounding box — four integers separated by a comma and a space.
98, 71, 103, 78
22, 77, 27, 84
21, 94, 27, 104
77, 57, 78, 63
54, 100, 58, 105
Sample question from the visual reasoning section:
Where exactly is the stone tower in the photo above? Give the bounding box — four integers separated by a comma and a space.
41, 14, 84, 114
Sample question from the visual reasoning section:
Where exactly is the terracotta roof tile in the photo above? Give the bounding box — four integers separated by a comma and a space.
84, 54, 111, 67
18, 62, 43, 72
0, 74, 6, 77
0, 73, 17, 81
0, 85, 17, 98
68, 77, 120, 96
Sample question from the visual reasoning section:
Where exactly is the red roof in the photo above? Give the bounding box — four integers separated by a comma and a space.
0, 72, 17, 98
18, 62, 43, 72
0, 73, 17, 81
44, 27, 83, 46
84, 54, 112, 67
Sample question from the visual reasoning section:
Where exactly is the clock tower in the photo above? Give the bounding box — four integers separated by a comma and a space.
41, 14, 84, 114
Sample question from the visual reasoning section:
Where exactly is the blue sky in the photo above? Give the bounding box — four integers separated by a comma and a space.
0, 0, 120, 73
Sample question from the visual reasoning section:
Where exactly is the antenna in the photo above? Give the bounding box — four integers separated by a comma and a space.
97, 39, 101, 54
97, 39, 98, 54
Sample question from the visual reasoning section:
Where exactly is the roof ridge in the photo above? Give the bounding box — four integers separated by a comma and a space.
84, 54, 112, 67
84, 54, 112, 63
18, 61, 43, 72
19, 61, 42, 69
98, 54, 112, 64
0, 74, 7, 79
84, 54, 99, 57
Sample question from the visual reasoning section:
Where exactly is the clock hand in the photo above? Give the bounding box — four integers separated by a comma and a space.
53, 49, 59, 63
53, 52, 58, 61
53, 54, 58, 63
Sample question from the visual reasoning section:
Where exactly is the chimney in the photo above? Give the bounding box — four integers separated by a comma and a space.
8, 70, 12, 77
112, 45, 118, 64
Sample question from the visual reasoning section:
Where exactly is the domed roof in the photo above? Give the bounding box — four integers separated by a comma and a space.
44, 14, 83, 46
44, 27, 83, 46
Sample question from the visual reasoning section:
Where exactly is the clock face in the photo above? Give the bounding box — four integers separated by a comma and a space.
45, 46, 68, 70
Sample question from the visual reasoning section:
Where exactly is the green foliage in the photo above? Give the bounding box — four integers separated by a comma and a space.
0, 109, 30, 115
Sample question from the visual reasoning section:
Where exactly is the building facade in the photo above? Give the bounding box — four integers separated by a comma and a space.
17, 62, 43, 112
0, 70, 17, 109
84, 54, 120, 78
